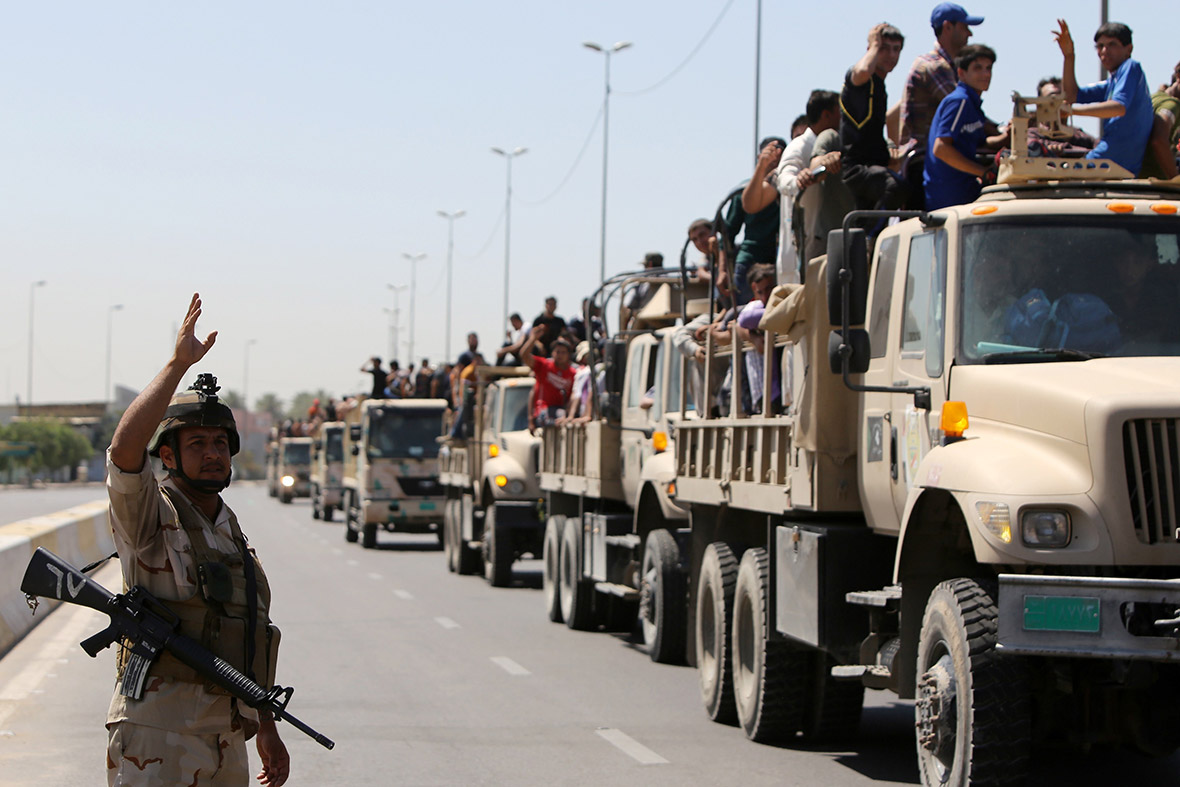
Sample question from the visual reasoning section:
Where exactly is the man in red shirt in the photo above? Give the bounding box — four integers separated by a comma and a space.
521, 325, 576, 433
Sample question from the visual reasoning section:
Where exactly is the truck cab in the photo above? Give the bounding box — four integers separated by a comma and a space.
310, 421, 345, 522
342, 398, 447, 549
276, 436, 313, 504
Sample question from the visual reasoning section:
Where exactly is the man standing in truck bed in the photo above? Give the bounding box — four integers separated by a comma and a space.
521, 325, 576, 433
105, 293, 288, 786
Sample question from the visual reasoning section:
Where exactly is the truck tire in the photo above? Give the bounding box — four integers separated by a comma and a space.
323, 503, 334, 523
542, 516, 565, 622
344, 493, 359, 543
456, 500, 482, 575
361, 521, 378, 549
801, 652, 864, 743
483, 506, 514, 587
915, 578, 1029, 787
697, 542, 739, 725
280, 491, 292, 504
443, 500, 457, 572
640, 529, 686, 665
732, 547, 809, 742
560, 516, 594, 630
311, 486, 321, 519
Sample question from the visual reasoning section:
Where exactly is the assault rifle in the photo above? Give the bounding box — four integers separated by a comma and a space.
21, 547, 334, 750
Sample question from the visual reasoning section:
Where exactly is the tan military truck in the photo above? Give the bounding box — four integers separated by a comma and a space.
439, 366, 542, 586
265, 427, 281, 497
309, 420, 345, 522
341, 398, 447, 549
276, 436, 313, 504
670, 160, 1180, 785
538, 273, 705, 663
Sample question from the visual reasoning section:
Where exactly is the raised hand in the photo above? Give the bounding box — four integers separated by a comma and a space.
173, 293, 218, 369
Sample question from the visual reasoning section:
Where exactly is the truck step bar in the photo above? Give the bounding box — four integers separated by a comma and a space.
604, 534, 641, 550
845, 586, 901, 609
831, 664, 893, 689
594, 581, 640, 601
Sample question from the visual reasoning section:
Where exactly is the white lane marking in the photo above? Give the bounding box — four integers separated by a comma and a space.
393, 590, 414, 600
490, 657, 530, 676
331, 548, 342, 555
346, 559, 358, 566
367, 572, 382, 580
434, 617, 460, 630
595, 728, 670, 765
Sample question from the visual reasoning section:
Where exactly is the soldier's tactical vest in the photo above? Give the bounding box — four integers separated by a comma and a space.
117, 488, 280, 694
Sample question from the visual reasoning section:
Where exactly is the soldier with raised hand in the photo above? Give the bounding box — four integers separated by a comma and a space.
106, 293, 289, 786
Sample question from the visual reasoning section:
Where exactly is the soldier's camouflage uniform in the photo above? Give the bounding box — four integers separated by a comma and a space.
105, 448, 271, 786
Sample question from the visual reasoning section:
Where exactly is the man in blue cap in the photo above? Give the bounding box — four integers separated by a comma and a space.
900, 3, 984, 208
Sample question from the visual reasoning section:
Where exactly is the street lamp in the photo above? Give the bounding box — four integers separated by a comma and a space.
243, 338, 257, 441
490, 146, 527, 332
386, 284, 408, 364
105, 304, 124, 408
436, 209, 466, 363
583, 40, 632, 285
399, 254, 426, 366
27, 280, 46, 406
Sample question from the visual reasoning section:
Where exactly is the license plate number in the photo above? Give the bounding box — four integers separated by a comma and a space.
1023, 595, 1100, 633
420, 502, 436, 511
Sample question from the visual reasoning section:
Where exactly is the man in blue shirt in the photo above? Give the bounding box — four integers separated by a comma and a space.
924, 44, 1006, 210
1054, 19, 1153, 175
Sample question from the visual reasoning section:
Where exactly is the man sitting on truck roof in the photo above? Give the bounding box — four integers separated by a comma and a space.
924, 44, 1007, 210
1140, 62, 1180, 179
521, 325, 576, 433
1053, 19, 1153, 175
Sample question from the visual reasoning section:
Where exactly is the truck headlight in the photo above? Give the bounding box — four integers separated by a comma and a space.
507, 480, 525, 495
975, 501, 1011, 544
1021, 510, 1071, 548
281, 475, 295, 487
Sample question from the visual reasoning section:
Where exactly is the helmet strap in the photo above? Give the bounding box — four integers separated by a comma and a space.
165, 434, 233, 493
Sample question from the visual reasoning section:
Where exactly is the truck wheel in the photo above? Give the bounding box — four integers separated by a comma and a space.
915, 578, 1029, 787
443, 500, 458, 573
361, 521, 378, 549
801, 653, 864, 743
456, 500, 482, 575
640, 529, 686, 665
344, 493, 359, 543
542, 516, 565, 622
697, 542, 738, 725
280, 491, 292, 504
311, 487, 321, 519
732, 547, 809, 742
560, 516, 594, 630
323, 504, 334, 523
484, 506, 514, 587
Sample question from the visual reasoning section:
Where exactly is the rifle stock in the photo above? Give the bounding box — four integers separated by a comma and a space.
21, 547, 334, 750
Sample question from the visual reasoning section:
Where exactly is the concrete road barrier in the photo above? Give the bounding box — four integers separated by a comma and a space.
0, 500, 112, 657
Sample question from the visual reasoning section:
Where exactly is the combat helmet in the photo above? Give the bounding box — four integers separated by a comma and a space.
149, 374, 239, 492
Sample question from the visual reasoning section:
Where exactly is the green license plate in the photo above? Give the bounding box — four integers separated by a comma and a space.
419, 502, 436, 511
1023, 595, 1100, 633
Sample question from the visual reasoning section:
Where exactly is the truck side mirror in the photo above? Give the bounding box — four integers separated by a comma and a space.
349, 425, 361, 441
351, 445, 359, 456
826, 228, 869, 326
828, 329, 870, 374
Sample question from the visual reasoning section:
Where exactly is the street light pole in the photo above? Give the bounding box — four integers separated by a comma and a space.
105, 304, 124, 408
27, 280, 46, 406
584, 40, 632, 286
400, 253, 426, 365
436, 209, 466, 363
491, 146, 527, 332
386, 284, 408, 364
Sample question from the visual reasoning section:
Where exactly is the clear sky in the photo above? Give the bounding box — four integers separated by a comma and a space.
2, 1, 1172, 409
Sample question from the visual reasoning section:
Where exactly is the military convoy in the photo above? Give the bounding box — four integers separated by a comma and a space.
438, 367, 543, 585
341, 398, 448, 549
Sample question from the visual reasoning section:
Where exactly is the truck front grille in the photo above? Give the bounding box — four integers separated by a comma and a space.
398, 477, 442, 497
1124, 419, 1180, 544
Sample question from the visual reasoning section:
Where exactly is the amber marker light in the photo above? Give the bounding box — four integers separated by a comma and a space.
488, 443, 499, 458
652, 431, 668, 453
940, 401, 969, 439
971, 205, 998, 215
1150, 203, 1178, 215
494, 474, 508, 488
1106, 202, 1134, 213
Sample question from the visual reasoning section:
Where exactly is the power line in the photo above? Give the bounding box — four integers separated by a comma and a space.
458, 206, 506, 262
518, 104, 605, 206
616, 0, 738, 97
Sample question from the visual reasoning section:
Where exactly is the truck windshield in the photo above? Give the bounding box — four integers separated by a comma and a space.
282, 443, 310, 464
368, 408, 444, 459
501, 385, 531, 432
324, 430, 344, 462
958, 218, 1180, 363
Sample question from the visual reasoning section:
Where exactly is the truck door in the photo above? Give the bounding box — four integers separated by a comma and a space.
860, 230, 948, 531
621, 338, 654, 505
